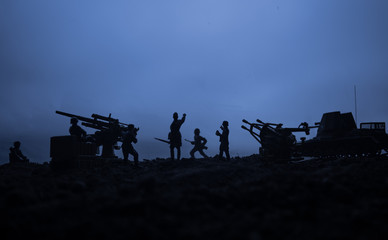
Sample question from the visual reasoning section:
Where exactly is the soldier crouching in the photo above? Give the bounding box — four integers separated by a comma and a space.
189, 128, 208, 159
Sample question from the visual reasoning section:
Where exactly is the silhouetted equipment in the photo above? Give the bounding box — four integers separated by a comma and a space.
242, 111, 388, 159
296, 111, 388, 158
154, 137, 170, 144
184, 138, 208, 149
56, 110, 129, 133
242, 118, 314, 158
51, 110, 134, 169
50, 135, 98, 169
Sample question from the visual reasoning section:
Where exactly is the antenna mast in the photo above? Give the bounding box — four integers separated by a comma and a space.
354, 85, 358, 126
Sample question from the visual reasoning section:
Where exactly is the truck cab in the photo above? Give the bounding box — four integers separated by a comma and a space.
360, 122, 386, 132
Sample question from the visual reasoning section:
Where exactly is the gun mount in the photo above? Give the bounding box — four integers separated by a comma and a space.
56, 110, 129, 133
242, 118, 315, 158
242, 111, 388, 159
51, 111, 136, 169
296, 111, 388, 158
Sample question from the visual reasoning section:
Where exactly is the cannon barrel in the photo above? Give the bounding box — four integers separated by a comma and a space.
256, 119, 280, 127
242, 119, 251, 125
256, 119, 264, 124
56, 110, 96, 124
57, 111, 113, 128
92, 113, 129, 127
242, 119, 263, 130
92, 113, 117, 122
241, 125, 249, 131
56, 110, 128, 131
241, 125, 262, 144
82, 122, 107, 131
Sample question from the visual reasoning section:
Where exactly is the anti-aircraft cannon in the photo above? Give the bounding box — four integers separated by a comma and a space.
296, 111, 388, 158
242, 111, 388, 159
50, 110, 137, 168
241, 118, 315, 158
55, 110, 130, 156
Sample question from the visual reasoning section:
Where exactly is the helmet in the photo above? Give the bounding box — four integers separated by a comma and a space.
194, 128, 200, 135
70, 118, 78, 124
13, 141, 21, 148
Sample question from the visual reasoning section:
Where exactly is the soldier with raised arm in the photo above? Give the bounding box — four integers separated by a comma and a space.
169, 112, 186, 160
216, 120, 230, 161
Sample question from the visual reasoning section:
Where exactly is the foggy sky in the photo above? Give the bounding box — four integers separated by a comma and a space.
1, 0, 387, 164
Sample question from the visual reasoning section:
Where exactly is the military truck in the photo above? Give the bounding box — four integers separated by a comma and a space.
297, 111, 388, 158
242, 111, 388, 159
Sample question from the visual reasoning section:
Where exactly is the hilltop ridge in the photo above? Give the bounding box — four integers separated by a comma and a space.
1, 155, 388, 239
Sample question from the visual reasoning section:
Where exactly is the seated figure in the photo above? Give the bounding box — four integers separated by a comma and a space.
9, 141, 29, 163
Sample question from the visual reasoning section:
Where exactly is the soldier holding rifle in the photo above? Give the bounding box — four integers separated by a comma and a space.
121, 124, 139, 166
216, 120, 230, 161
188, 128, 208, 159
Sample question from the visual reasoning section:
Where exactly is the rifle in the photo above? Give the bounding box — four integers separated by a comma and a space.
154, 137, 170, 144
184, 139, 194, 144
185, 139, 208, 150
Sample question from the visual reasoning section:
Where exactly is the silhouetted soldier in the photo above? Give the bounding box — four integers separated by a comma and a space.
121, 124, 139, 166
169, 112, 186, 160
189, 128, 208, 159
216, 120, 230, 161
69, 117, 86, 140
9, 141, 29, 163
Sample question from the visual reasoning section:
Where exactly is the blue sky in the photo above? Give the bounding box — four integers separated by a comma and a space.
1, 0, 387, 163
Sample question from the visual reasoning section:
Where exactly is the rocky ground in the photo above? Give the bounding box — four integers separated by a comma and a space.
1, 155, 388, 240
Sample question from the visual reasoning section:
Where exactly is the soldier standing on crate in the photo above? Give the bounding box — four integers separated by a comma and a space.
122, 124, 139, 166
169, 112, 186, 160
69, 117, 87, 141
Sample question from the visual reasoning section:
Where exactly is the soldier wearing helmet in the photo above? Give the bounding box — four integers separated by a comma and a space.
216, 120, 230, 161
168, 112, 186, 160
189, 128, 208, 159
9, 141, 29, 163
69, 117, 87, 140
121, 124, 139, 166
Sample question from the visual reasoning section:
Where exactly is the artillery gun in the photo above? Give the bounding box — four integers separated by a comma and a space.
242, 111, 388, 159
296, 111, 388, 158
50, 110, 135, 169
241, 118, 315, 158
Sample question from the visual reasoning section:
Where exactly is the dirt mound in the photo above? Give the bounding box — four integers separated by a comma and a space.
1, 156, 388, 240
